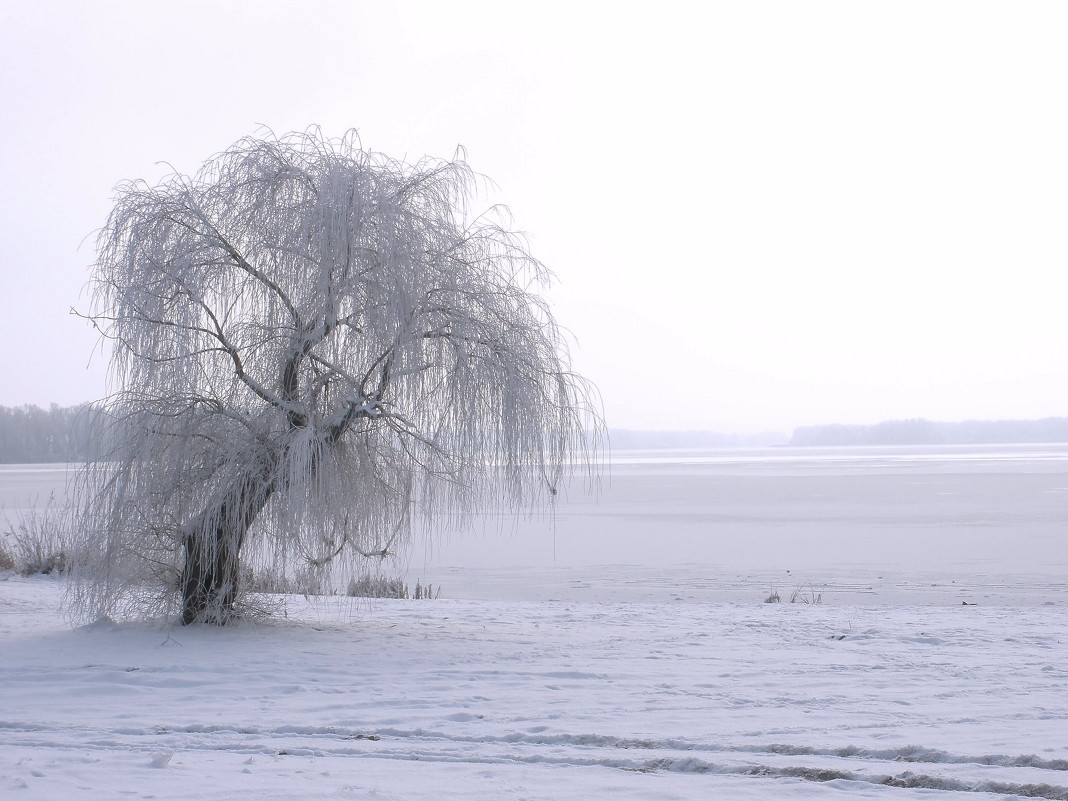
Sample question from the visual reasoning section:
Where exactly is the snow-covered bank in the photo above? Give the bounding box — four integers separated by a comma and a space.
2, 577, 1066, 800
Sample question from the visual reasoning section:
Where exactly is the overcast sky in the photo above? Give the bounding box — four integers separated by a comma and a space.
2, 1, 1066, 433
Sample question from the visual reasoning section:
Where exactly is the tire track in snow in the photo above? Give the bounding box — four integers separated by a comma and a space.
4, 720, 1067, 798
7, 718, 1067, 770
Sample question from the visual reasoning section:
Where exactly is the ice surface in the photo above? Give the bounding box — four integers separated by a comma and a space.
404, 444, 1068, 606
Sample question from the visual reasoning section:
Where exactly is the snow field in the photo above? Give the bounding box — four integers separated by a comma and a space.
2, 577, 1066, 800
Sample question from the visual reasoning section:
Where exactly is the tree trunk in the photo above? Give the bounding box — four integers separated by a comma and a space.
180, 473, 274, 625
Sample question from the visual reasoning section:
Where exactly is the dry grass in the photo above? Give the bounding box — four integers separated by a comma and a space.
765, 584, 823, 605
0, 539, 15, 572
1, 493, 71, 576
346, 574, 439, 599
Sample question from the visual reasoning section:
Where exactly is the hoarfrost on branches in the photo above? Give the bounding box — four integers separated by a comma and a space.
69, 128, 599, 624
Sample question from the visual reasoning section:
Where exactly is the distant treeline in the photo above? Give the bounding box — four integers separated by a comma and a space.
0, 404, 101, 463
608, 429, 789, 449
789, 417, 1068, 447
4, 405, 1068, 462
612, 417, 1068, 450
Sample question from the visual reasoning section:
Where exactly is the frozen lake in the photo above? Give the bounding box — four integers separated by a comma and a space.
0, 462, 75, 513
406, 443, 1068, 606
3, 443, 1066, 605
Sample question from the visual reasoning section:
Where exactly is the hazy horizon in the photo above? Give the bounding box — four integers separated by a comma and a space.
5, 398, 1068, 446
3, 2, 1066, 433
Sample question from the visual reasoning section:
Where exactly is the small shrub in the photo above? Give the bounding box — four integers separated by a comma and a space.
764, 590, 781, 603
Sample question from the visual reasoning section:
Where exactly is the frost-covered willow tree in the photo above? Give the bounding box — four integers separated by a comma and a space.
72, 129, 598, 625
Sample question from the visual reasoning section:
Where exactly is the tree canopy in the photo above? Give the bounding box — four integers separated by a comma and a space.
71, 129, 598, 623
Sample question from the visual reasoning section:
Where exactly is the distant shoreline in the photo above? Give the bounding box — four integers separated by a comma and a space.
610, 416, 1068, 450
3, 403, 1067, 462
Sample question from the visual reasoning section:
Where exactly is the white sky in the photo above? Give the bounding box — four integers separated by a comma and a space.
1, 1, 1066, 434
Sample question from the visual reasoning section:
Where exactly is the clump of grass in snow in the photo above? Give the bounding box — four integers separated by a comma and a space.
0, 539, 15, 572
240, 565, 303, 595
790, 585, 823, 604
1, 493, 71, 576
236, 565, 440, 601
764, 585, 823, 604
346, 574, 440, 599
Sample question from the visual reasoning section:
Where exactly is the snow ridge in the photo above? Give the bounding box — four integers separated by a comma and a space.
5, 719, 1068, 798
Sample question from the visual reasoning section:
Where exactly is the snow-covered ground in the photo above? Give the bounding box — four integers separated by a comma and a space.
1, 445, 1066, 798
2, 579, 1067, 800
